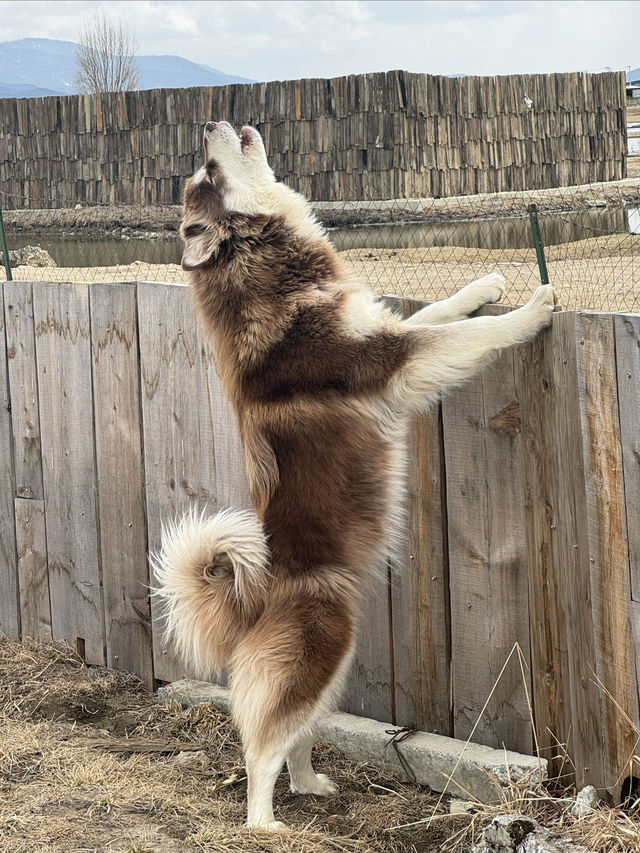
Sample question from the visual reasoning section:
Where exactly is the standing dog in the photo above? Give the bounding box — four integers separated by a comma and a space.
154, 120, 555, 829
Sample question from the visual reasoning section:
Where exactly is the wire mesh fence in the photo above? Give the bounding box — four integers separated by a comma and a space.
2, 179, 640, 311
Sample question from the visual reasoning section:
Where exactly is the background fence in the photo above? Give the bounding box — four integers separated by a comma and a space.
0, 71, 628, 205
1, 280, 639, 803
2, 180, 640, 312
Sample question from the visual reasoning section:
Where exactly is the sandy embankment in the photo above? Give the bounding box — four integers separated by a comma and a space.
3, 232, 639, 313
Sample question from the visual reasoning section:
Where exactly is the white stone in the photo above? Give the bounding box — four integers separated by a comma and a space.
157, 679, 547, 804
570, 785, 599, 819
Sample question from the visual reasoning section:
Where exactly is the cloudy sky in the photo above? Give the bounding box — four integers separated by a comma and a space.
2, 0, 638, 81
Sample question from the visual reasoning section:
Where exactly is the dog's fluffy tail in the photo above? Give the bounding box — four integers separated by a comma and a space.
151, 507, 270, 677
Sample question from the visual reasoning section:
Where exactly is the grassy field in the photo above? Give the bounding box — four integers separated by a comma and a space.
1, 639, 638, 853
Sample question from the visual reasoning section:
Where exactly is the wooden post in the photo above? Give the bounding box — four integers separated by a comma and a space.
0, 282, 19, 637
137, 281, 218, 682
442, 305, 533, 755
32, 282, 104, 664
90, 282, 154, 687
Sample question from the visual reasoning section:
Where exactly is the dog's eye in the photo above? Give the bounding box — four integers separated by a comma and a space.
184, 223, 208, 238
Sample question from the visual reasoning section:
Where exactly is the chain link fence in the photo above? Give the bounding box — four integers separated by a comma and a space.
2, 179, 640, 311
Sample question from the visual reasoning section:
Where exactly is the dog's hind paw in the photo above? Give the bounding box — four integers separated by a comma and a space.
247, 819, 289, 831
262, 820, 288, 831
290, 772, 338, 796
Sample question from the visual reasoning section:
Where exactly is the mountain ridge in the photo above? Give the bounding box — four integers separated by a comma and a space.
0, 37, 254, 99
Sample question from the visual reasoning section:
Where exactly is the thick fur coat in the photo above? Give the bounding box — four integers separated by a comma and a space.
153, 120, 555, 828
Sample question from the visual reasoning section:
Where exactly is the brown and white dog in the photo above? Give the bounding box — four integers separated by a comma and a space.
153, 120, 555, 829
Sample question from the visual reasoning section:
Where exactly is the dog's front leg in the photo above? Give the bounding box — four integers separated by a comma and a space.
405, 272, 507, 326
391, 284, 555, 412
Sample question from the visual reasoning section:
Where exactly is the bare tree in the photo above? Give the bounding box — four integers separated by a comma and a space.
75, 11, 140, 94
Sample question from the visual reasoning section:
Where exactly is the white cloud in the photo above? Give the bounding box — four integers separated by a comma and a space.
0, 0, 637, 80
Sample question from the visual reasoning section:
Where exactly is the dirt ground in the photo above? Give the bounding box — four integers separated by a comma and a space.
3, 231, 639, 313
1, 639, 638, 853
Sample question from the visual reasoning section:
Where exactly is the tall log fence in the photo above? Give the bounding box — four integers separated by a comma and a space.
0, 69, 628, 205
1, 280, 639, 802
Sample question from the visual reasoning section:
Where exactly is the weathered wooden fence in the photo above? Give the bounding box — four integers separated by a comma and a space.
1, 280, 639, 801
0, 70, 627, 205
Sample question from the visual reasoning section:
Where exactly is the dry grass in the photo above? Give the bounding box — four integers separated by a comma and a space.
2, 231, 639, 312
1, 639, 639, 853
340, 233, 640, 312
0, 638, 463, 853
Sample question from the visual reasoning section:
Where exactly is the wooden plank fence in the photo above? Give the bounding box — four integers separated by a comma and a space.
1, 279, 639, 802
0, 70, 627, 205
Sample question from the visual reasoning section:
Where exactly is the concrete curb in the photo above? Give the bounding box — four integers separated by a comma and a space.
157, 679, 547, 804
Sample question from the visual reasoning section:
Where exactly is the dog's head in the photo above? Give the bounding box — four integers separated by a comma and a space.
181, 121, 322, 270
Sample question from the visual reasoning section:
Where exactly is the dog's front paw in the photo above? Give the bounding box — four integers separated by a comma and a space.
472, 272, 507, 305
525, 284, 555, 329
290, 772, 338, 796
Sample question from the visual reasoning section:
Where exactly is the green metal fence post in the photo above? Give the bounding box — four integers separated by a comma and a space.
0, 198, 12, 281
527, 203, 549, 286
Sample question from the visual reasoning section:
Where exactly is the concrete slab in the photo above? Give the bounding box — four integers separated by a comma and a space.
157, 679, 547, 804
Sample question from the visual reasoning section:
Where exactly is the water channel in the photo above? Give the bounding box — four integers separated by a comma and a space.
6, 204, 638, 268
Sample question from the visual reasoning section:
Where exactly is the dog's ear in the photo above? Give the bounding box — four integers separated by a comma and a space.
181, 228, 222, 270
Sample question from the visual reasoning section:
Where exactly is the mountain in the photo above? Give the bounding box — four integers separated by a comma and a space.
137, 54, 252, 90
0, 38, 253, 99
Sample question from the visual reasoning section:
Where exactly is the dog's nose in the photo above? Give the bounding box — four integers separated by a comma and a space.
205, 121, 218, 134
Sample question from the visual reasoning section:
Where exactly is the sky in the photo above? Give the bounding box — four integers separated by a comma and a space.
1, 0, 638, 81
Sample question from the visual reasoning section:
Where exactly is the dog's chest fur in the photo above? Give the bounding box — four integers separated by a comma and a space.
189, 225, 411, 579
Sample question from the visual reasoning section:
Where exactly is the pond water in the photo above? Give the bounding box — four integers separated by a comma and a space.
6, 204, 635, 268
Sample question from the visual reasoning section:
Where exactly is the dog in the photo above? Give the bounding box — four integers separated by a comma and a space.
153, 120, 555, 829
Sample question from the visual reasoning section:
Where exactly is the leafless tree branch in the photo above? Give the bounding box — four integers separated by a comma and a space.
75, 11, 140, 94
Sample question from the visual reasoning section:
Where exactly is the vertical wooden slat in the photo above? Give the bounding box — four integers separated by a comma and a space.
33, 281, 104, 663
574, 312, 638, 799
90, 282, 153, 687
546, 311, 605, 790
15, 497, 51, 639
341, 568, 394, 723
516, 326, 572, 776
209, 368, 251, 510
443, 306, 532, 754
137, 281, 217, 682
0, 282, 20, 638
614, 315, 640, 601
4, 281, 44, 500
392, 411, 451, 734
388, 296, 451, 735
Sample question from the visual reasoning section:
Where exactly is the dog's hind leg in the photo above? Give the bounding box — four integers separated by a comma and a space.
244, 746, 289, 829
230, 594, 354, 827
287, 732, 338, 795
405, 272, 507, 325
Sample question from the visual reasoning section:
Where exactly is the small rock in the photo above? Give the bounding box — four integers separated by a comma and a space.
2, 245, 57, 268
571, 785, 598, 819
472, 814, 536, 852
449, 798, 477, 814
170, 749, 211, 771
472, 813, 594, 853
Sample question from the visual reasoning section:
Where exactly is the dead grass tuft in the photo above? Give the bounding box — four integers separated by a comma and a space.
1, 638, 638, 852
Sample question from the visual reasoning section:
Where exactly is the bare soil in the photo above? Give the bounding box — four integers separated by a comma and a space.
1, 639, 638, 853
